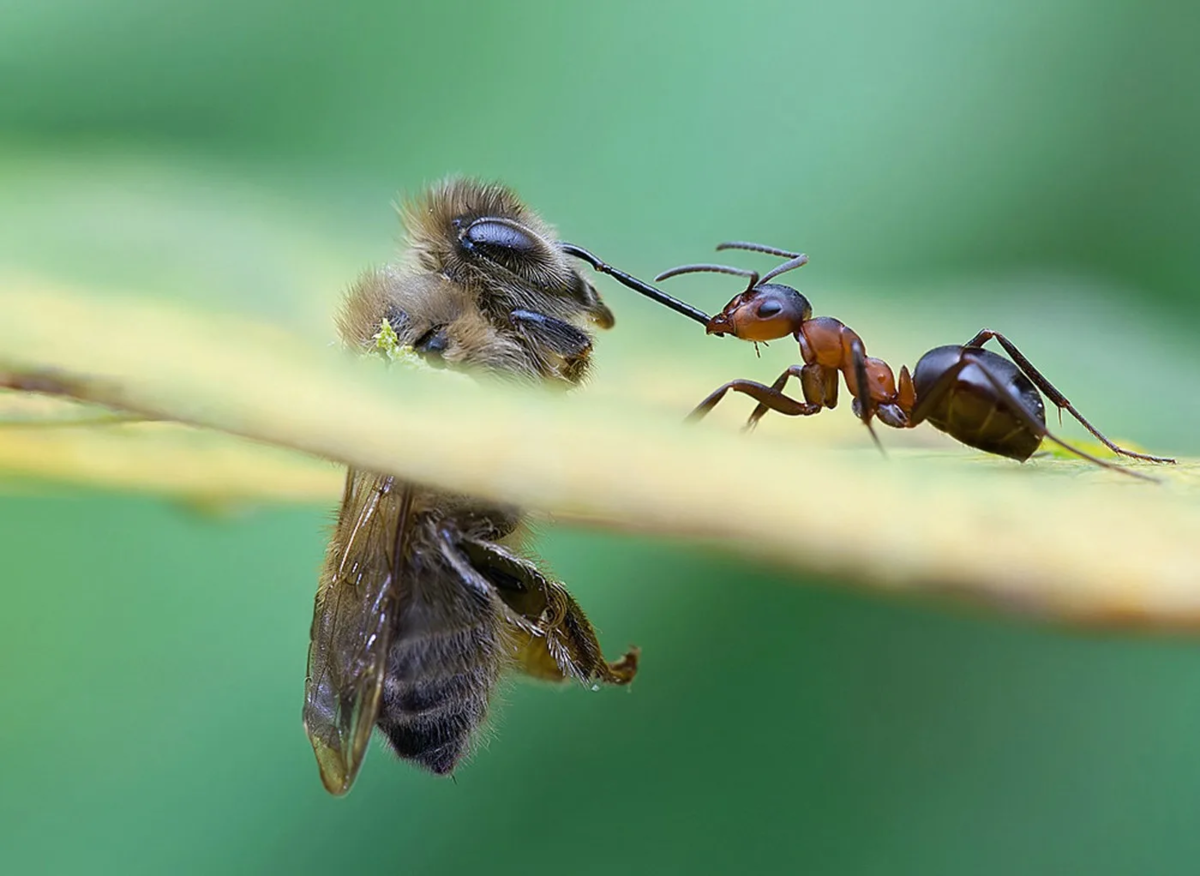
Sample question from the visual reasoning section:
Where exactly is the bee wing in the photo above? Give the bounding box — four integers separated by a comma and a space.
303, 471, 415, 796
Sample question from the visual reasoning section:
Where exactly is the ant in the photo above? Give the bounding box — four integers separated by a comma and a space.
649, 241, 1176, 481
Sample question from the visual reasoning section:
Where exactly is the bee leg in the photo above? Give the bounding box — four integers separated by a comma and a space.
507, 309, 594, 382
507, 309, 592, 356
455, 537, 639, 686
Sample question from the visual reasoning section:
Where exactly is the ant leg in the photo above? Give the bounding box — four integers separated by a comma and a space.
688, 379, 821, 422
744, 363, 836, 431
558, 243, 712, 326
913, 353, 1157, 482
963, 329, 1174, 464
848, 338, 886, 456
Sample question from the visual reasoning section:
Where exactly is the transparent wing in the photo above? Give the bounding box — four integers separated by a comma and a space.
303, 470, 414, 795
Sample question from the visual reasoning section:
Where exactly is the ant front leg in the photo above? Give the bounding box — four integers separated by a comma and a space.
688, 379, 821, 423
963, 329, 1175, 464
744, 363, 838, 431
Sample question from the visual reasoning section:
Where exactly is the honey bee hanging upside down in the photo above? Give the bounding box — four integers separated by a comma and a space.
303, 178, 639, 795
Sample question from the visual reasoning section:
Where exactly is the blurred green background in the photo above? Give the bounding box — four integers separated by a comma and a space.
3, 2, 1200, 874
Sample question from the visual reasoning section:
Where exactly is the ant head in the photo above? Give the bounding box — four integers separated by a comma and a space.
655, 250, 811, 341
706, 283, 812, 340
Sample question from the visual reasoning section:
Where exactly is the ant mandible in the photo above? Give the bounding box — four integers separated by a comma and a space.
654, 241, 1176, 481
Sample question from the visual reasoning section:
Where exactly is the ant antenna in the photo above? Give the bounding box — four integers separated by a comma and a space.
760, 254, 810, 284
655, 263, 760, 293
717, 241, 803, 259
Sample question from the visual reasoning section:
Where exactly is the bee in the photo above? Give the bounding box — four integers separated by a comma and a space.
302, 178, 639, 795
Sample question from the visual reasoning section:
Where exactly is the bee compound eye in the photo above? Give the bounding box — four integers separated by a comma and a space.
460, 219, 540, 260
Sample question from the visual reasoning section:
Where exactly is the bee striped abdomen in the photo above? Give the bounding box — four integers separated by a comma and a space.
378, 616, 505, 775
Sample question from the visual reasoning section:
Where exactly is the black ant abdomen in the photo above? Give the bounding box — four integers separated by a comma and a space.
910, 345, 1045, 462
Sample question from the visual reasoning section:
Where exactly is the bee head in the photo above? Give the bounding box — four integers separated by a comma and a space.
403, 178, 613, 328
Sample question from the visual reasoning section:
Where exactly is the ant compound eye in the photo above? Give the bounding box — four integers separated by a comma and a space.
755, 299, 783, 319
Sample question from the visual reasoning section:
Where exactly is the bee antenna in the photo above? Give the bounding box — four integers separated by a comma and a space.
716, 241, 803, 259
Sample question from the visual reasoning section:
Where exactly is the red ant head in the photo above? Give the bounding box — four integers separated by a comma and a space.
705, 283, 812, 341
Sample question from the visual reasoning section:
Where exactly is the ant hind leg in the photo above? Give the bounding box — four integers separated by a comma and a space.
963, 329, 1175, 464
958, 350, 1158, 482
